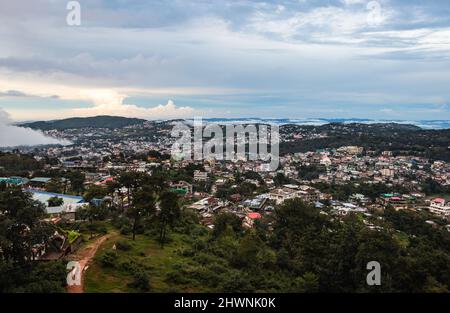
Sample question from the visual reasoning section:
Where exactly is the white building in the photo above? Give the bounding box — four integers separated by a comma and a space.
268, 185, 320, 205
193, 170, 208, 182
380, 168, 395, 177
429, 198, 450, 219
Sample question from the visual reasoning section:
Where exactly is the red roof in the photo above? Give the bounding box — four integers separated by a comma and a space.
432, 198, 446, 203
207, 197, 217, 204
95, 177, 115, 185
247, 212, 262, 219
390, 197, 402, 201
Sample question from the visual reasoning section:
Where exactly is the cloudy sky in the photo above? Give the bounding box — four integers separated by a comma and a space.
0, 0, 449, 121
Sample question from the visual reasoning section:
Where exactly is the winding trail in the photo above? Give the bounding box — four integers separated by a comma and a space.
67, 234, 110, 293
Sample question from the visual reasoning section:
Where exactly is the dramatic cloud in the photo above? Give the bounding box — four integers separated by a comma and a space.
70, 97, 197, 119
0, 108, 70, 147
0, 1, 449, 120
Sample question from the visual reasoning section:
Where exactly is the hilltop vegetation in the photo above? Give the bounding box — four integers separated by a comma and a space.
280, 123, 450, 162
85, 198, 450, 293
21, 115, 147, 130
0, 151, 44, 176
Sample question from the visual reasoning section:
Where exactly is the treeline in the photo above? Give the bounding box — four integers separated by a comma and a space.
297, 164, 327, 180
268, 199, 450, 292
155, 199, 450, 292
0, 151, 44, 176
0, 186, 67, 292
313, 182, 410, 201
421, 178, 450, 196
280, 128, 450, 162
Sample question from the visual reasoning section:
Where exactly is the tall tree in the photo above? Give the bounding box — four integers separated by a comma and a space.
0, 186, 53, 263
45, 178, 65, 194
128, 186, 155, 240
158, 191, 180, 248
67, 171, 85, 193
118, 171, 141, 208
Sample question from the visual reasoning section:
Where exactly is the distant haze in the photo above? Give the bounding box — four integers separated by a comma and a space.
0, 108, 71, 147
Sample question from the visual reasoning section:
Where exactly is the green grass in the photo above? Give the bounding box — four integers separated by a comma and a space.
84, 229, 212, 293
393, 231, 410, 249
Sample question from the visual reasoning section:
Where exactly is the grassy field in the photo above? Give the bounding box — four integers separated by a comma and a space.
84, 229, 212, 293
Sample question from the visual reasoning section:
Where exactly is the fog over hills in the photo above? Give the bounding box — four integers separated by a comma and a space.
18, 116, 450, 131
189, 118, 450, 130
0, 108, 70, 147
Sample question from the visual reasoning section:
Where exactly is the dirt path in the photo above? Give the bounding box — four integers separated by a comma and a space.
67, 234, 110, 293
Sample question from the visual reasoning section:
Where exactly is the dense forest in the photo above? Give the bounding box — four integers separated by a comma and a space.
0, 151, 44, 176
280, 123, 450, 162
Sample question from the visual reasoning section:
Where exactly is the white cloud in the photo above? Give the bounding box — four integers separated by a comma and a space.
70, 99, 196, 120
246, 4, 392, 42
0, 1, 450, 120
341, 0, 366, 5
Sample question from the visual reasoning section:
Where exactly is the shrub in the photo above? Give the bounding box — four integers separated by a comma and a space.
165, 271, 192, 285
120, 225, 132, 235
220, 271, 255, 293
128, 270, 150, 291
118, 259, 139, 273
206, 262, 228, 275
115, 240, 132, 251
193, 239, 207, 251
112, 216, 131, 229
189, 267, 220, 287
178, 248, 195, 257
192, 227, 208, 238
85, 221, 108, 235
100, 251, 118, 268
193, 252, 225, 266
144, 227, 159, 238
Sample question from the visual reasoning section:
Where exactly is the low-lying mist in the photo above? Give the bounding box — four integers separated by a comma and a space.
0, 108, 71, 147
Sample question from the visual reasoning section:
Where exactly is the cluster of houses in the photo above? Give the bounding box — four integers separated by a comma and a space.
284, 148, 438, 188
184, 182, 330, 229
267, 184, 323, 205
4, 124, 450, 247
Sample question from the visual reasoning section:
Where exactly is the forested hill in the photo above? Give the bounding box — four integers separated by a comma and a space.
281, 122, 421, 134
280, 123, 450, 162
20, 115, 147, 130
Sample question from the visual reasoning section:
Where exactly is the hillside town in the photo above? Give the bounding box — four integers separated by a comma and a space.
2, 122, 450, 244
2, 120, 450, 294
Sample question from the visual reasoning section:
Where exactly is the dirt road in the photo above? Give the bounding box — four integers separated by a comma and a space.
66, 235, 110, 293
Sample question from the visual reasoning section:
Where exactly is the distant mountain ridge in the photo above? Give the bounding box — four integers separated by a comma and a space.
20, 115, 147, 130
19, 116, 450, 131
193, 118, 450, 130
